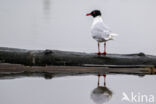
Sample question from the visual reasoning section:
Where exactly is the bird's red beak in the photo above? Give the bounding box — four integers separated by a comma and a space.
86, 13, 91, 16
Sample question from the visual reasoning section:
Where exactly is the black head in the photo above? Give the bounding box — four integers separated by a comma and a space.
86, 10, 101, 17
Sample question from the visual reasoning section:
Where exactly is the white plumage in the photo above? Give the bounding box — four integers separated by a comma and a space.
91, 16, 118, 42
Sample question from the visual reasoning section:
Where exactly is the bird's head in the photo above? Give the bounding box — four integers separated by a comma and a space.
86, 10, 101, 18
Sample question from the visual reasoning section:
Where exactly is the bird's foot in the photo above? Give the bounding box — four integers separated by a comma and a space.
97, 52, 101, 55
103, 52, 106, 55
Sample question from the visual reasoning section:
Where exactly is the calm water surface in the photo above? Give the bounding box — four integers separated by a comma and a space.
0, 75, 155, 104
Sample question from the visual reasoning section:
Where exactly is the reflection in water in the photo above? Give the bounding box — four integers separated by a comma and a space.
91, 74, 112, 104
43, 0, 51, 11
43, 0, 51, 19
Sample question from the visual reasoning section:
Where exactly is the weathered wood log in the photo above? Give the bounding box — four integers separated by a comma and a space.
0, 47, 156, 67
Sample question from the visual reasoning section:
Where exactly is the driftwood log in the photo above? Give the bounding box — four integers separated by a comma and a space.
0, 47, 156, 79
0, 47, 156, 67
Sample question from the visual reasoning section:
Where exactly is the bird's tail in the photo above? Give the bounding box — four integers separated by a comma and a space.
109, 33, 118, 40
110, 33, 118, 37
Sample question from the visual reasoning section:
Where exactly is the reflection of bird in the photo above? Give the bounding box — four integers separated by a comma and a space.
86, 10, 118, 55
91, 74, 112, 104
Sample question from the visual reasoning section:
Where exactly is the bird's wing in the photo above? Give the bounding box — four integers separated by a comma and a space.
91, 22, 111, 39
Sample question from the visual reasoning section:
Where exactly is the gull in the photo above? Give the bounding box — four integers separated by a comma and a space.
86, 10, 118, 55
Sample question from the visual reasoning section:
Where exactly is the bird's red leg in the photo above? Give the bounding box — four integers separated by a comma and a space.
97, 42, 101, 55
103, 42, 106, 55
103, 74, 106, 86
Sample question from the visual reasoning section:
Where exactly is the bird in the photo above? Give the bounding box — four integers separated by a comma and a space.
86, 10, 118, 55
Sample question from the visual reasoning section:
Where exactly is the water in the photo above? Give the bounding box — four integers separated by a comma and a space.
0, 75, 156, 104
0, 0, 156, 54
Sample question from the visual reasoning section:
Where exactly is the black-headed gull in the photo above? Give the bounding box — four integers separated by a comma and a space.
86, 10, 118, 55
